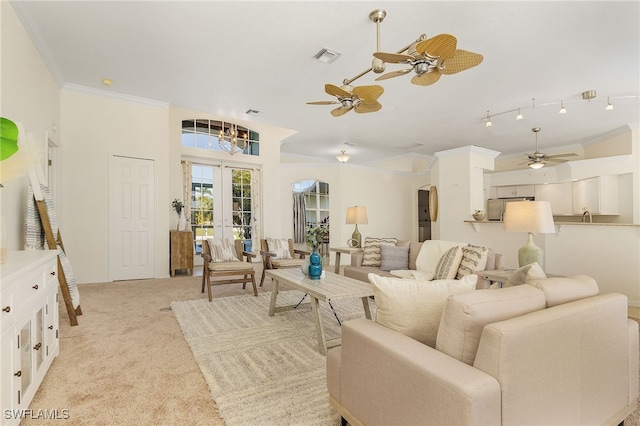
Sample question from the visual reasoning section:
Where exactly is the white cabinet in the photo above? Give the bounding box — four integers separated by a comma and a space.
1, 251, 59, 425
495, 185, 535, 198
572, 176, 619, 215
534, 182, 573, 215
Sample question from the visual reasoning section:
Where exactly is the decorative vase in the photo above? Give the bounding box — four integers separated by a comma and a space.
177, 211, 187, 231
472, 212, 486, 221
308, 251, 322, 280
301, 257, 310, 275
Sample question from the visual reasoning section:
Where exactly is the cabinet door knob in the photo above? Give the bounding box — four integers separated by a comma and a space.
48, 325, 53, 330
33, 343, 42, 351
50, 271, 56, 276
2, 306, 10, 313
14, 371, 22, 377
32, 284, 39, 290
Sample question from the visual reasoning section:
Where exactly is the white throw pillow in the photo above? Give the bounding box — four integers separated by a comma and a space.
266, 238, 292, 259
414, 240, 465, 275
368, 273, 477, 348
207, 238, 239, 262
505, 262, 546, 286
433, 246, 464, 280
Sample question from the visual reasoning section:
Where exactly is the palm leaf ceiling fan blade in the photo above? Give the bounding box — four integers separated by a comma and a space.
373, 52, 414, 64
325, 83, 351, 98
416, 34, 457, 59
352, 85, 384, 102
331, 106, 353, 117
439, 50, 484, 75
375, 68, 413, 81
354, 101, 382, 114
306, 101, 339, 105
411, 70, 441, 86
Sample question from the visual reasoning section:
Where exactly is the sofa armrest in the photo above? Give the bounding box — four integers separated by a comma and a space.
350, 251, 364, 266
332, 318, 501, 426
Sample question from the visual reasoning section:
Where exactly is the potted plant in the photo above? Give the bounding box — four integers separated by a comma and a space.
171, 199, 185, 230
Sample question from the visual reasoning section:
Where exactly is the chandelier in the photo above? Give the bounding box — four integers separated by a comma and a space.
218, 123, 249, 155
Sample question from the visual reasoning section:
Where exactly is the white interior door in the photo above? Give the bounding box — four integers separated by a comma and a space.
109, 155, 156, 281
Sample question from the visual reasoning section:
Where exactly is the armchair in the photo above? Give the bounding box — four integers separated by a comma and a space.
201, 238, 257, 302
259, 238, 310, 287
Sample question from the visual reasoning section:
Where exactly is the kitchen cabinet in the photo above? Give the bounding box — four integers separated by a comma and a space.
534, 182, 573, 215
170, 230, 194, 276
495, 185, 535, 198
1, 251, 59, 425
572, 176, 619, 215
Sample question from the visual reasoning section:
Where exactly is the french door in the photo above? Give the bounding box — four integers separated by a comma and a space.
191, 162, 256, 255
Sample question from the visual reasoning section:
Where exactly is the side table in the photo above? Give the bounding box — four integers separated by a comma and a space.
170, 230, 194, 276
330, 247, 363, 274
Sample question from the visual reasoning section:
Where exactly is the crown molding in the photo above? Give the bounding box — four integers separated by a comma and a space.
62, 84, 169, 109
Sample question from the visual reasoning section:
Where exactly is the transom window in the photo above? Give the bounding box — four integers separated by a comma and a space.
181, 119, 259, 156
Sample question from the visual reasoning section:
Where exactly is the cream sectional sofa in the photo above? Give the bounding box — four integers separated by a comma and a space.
343, 239, 503, 289
327, 275, 639, 426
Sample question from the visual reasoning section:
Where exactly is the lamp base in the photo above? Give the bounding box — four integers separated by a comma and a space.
518, 233, 544, 269
352, 224, 362, 248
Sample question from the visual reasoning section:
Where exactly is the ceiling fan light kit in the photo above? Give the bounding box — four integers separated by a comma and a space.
307, 9, 483, 117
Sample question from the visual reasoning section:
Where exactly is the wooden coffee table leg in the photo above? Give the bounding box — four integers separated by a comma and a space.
268, 278, 280, 317
361, 296, 372, 320
311, 296, 327, 355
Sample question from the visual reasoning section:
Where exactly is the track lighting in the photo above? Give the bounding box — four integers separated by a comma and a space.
558, 101, 567, 114
516, 108, 523, 120
605, 97, 614, 111
485, 111, 492, 127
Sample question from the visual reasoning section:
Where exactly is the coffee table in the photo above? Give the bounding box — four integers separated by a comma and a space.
266, 268, 374, 355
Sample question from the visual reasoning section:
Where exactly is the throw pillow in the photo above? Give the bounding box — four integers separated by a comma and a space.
368, 273, 477, 348
266, 238, 292, 259
505, 262, 546, 286
207, 238, 239, 262
380, 245, 410, 271
414, 240, 464, 274
433, 246, 464, 280
456, 244, 490, 279
361, 237, 397, 267
436, 284, 546, 365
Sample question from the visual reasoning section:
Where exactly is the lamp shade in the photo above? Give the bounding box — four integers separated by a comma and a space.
503, 201, 555, 234
346, 206, 368, 225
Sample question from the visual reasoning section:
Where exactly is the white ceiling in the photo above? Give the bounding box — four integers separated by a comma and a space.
11, 1, 640, 167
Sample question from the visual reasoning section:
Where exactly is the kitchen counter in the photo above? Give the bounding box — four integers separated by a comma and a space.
464, 220, 640, 229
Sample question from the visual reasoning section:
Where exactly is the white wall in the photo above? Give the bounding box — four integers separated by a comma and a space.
1, 2, 60, 251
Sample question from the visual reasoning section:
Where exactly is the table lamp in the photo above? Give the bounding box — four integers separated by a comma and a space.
503, 200, 555, 269
346, 206, 368, 248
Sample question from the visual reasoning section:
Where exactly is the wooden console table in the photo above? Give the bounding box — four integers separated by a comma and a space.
170, 230, 194, 276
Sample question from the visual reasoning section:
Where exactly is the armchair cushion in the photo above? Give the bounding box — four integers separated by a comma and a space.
207, 238, 240, 262
368, 273, 477, 348
436, 285, 546, 365
266, 237, 292, 259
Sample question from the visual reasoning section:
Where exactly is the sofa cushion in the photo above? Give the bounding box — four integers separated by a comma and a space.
436, 285, 546, 365
408, 241, 424, 270
415, 240, 465, 275
368, 273, 477, 348
433, 246, 463, 280
380, 245, 410, 271
527, 275, 599, 307
505, 262, 546, 286
361, 237, 397, 267
456, 244, 490, 279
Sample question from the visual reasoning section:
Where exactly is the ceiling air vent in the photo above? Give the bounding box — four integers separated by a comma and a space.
313, 48, 341, 64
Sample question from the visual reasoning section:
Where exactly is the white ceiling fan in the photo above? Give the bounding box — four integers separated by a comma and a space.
521, 127, 577, 169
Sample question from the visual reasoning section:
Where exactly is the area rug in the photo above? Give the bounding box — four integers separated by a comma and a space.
171, 290, 374, 426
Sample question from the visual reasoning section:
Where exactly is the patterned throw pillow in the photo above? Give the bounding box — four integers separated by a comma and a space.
434, 246, 464, 280
266, 238, 292, 259
361, 237, 398, 267
207, 238, 239, 262
456, 244, 489, 279
380, 245, 410, 271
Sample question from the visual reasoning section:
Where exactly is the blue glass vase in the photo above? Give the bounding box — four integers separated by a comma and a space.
308, 251, 322, 280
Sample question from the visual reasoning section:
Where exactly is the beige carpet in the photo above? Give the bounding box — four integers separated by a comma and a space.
23, 267, 640, 426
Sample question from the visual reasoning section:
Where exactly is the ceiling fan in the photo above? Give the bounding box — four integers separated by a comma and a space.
373, 33, 483, 86
306, 83, 384, 117
521, 127, 578, 169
